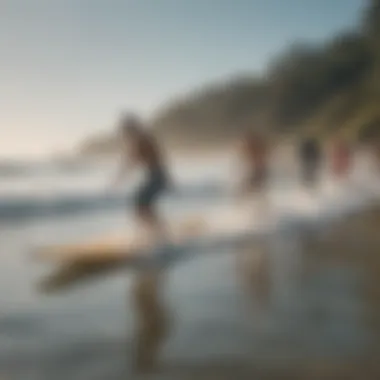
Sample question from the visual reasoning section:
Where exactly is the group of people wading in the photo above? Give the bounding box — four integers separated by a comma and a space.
111, 111, 379, 245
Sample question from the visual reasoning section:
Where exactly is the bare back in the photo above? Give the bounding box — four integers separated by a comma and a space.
130, 134, 165, 174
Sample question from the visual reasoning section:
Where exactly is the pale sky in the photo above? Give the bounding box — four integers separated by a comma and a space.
0, 0, 363, 158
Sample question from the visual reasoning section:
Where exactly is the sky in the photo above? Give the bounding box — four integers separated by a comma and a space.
0, 0, 364, 158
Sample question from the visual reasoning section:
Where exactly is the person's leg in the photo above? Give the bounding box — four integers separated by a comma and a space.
136, 179, 168, 244
301, 159, 310, 187
304, 159, 318, 189
137, 205, 167, 240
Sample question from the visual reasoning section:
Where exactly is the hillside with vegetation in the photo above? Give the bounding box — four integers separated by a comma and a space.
80, 0, 380, 155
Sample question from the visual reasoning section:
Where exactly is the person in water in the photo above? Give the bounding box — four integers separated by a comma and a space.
112, 113, 170, 242
237, 131, 270, 197
329, 137, 352, 180
299, 136, 322, 188
371, 137, 380, 174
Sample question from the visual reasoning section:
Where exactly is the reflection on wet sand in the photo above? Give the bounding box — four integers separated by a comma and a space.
123, 205, 380, 378
131, 268, 170, 374
237, 241, 272, 312
236, 191, 272, 309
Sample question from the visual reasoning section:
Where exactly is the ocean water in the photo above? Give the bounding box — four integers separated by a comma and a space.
0, 152, 379, 379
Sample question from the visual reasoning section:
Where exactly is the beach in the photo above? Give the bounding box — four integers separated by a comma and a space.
0, 152, 379, 379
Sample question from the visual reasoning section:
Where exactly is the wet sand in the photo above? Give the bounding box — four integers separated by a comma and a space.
1, 205, 380, 379
130, 205, 380, 379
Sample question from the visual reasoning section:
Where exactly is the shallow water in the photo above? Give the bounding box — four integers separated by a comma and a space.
0, 221, 375, 379
0, 155, 379, 379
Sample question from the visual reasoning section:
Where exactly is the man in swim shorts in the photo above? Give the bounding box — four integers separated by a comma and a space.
112, 112, 170, 242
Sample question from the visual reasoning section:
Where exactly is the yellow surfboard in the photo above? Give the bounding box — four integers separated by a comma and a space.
35, 217, 209, 293
35, 217, 207, 264
34, 204, 255, 292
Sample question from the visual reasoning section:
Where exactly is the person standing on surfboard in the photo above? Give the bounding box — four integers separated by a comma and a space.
112, 113, 171, 243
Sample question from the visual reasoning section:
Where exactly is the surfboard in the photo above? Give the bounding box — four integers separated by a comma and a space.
34, 202, 257, 265
35, 216, 207, 264
37, 228, 259, 293
35, 218, 204, 292
35, 204, 259, 292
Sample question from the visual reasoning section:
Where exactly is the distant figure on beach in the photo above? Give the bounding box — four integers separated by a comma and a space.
372, 138, 380, 174
236, 131, 270, 197
299, 137, 322, 188
329, 137, 352, 180
111, 112, 170, 242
